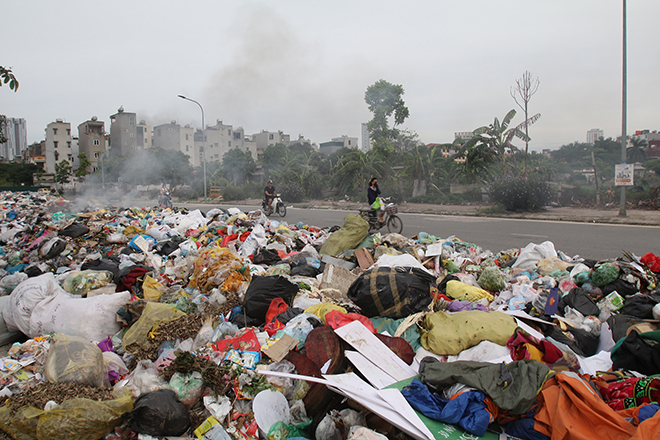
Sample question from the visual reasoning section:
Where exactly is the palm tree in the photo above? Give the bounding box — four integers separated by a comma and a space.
627, 137, 648, 163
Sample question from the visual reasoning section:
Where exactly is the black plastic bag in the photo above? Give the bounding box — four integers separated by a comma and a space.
81, 258, 120, 278
602, 278, 639, 297
243, 276, 299, 324
122, 389, 190, 436
253, 247, 281, 265
347, 267, 434, 319
59, 222, 90, 238
557, 288, 600, 317
619, 292, 660, 319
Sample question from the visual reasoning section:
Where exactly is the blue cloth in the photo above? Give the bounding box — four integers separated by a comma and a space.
506, 417, 550, 440
5, 264, 28, 274
401, 379, 491, 436
639, 404, 660, 423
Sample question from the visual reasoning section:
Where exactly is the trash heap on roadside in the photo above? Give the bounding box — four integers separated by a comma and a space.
1, 189, 660, 440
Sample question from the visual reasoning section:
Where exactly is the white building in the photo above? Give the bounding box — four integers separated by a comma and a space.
45, 119, 73, 174
454, 131, 474, 142
251, 130, 291, 155
586, 129, 604, 144
361, 123, 371, 152
0, 117, 27, 160
153, 121, 195, 164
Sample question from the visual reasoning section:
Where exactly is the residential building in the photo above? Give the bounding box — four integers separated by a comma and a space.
109, 107, 138, 155
77, 117, 106, 173
454, 131, 474, 142
361, 123, 371, 152
202, 120, 236, 163
319, 136, 357, 156
137, 120, 152, 150
252, 130, 291, 155
23, 141, 46, 171
0, 117, 28, 160
45, 119, 73, 174
586, 129, 604, 144
153, 121, 195, 164
426, 143, 458, 158
635, 130, 660, 158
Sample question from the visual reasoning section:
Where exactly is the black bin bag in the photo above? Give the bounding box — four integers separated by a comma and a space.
122, 389, 190, 437
347, 266, 435, 319
242, 275, 299, 324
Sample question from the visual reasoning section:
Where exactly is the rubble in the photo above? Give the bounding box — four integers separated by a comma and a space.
0, 190, 660, 440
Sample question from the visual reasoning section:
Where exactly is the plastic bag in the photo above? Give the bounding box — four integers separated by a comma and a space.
122, 302, 186, 351
123, 389, 190, 437
8, 387, 133, 440
169, 371, 205, 408
62, 270, 114, 296
477, 266, 506, 292
124, 360, 169, 397
44, 334, 105, 388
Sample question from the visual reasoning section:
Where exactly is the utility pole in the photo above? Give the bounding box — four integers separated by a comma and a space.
619, 0, 627, 217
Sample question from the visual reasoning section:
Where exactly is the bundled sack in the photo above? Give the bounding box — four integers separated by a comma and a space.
122, 389, 190, 437
44, 334, 105, 388
2, 387, 133, 440
319, 214, 369, 257
420, 310, 517, 356
243, 276, 299, 324
3, 273, 131, 341
347, 267, 434, 319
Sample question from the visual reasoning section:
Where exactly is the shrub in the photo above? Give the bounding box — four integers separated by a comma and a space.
489, 176, 553, 211
221, 185, 245, 201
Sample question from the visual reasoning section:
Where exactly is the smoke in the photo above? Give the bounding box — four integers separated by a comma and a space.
203, 5, 376, 140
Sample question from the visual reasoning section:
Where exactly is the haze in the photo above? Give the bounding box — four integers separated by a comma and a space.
3, 0, 659, 152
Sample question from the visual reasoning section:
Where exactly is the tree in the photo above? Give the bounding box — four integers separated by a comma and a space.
365, 79, 410, 177
76, 153, 92, 178
511, 71, 540, 177
221, 148, 256, 184
627, 137, 648, 163
0, 66, 19, 144
0, 163, 40, 186
54, 160, 72, 187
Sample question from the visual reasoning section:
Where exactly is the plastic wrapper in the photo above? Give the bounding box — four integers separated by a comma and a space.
62, 270, 114, 296
194, 316, 215, 349
123, 359, 169, 397
169, 371, 205, 408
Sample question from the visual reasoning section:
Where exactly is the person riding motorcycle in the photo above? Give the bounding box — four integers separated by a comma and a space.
264, 180, 276, 214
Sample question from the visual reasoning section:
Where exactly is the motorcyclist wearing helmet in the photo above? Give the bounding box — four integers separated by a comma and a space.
264, 180, 276, 214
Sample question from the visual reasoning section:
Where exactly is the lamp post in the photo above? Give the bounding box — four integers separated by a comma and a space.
619, 0, 627, 217
178, 94, 206, 199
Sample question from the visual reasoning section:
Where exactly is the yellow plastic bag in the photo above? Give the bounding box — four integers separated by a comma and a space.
10, 387, 133, 440
445, 280, 494, 302
122, 302, 186, 351
142, 275, 166, 301
305, 303, 347, 324
44, 334, 105, 388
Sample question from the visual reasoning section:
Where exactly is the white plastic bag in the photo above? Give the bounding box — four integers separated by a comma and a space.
512, 241, 558, 271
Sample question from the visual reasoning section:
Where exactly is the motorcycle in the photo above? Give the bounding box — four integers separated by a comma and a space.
359, 197, 403, 234
159, 191, 173, 209
263, 193, 286, 217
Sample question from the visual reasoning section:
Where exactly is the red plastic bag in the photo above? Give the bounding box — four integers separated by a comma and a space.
641, 252, 660, 273
265, 298, 289, 324
325, 310, 376, 333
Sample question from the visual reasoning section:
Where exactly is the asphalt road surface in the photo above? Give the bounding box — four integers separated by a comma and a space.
176, 203, 657, 261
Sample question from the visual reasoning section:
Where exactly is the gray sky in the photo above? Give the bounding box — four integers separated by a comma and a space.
2, 0, 659, 152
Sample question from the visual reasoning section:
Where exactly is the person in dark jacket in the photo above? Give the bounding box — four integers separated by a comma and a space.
367, 177, 381, 205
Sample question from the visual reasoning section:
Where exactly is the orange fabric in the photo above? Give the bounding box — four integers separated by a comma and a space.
630, 409, 660, 440
534, 372, 636, 440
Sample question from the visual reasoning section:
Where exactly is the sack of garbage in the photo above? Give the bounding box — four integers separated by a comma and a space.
347, 267, 434, 319
44, 334, 105, 388
243, 276, 299, 324
5, 387, 133, 440
4, 273, 130, 342
122, 389, 190, 437
319, 214, 369, 257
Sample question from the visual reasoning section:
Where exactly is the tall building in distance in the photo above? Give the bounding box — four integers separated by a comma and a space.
586, 129, 604, 144
361, 123, 371, 152
77, 116, 106, 173
0, 117, 28, 160
45, 119, 73, 174
153, 121, 195, 165
109, 107, 138, 155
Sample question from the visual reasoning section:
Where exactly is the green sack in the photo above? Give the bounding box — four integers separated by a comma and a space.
319, 214, 369, 257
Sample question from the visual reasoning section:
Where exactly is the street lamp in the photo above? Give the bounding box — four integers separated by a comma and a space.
178, 94, 206, 199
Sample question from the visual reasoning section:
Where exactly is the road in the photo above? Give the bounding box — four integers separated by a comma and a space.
175, 202, 657, 261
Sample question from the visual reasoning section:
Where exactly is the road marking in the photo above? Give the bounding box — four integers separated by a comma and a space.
511, 233, 548, 238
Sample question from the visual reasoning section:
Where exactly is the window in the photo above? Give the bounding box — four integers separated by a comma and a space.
130, 133, 135, 138
186, 145, 189, 151
54, 152, 59, 161
228, 129, 232, 136
269, 134, 274, 140
185, 134, 189, 140
53, 141, 58, 148
94, 152, 100, 158
53, 128, 58, 135
93, 139, 100, 146
129, 117, 135, 126
66, 129, 71, 135
228, 141, 231, 147
67, 141, 71, 149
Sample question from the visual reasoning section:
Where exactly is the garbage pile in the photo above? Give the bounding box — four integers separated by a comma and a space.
1, 189, 660, 440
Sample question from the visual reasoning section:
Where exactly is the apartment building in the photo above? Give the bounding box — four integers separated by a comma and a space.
45, 119, 73, 174
0, 117, 27, 160
586, 129, 604, 145
153, 121, 195, 164
77, 117, 106, 173
109, 107, 138, 156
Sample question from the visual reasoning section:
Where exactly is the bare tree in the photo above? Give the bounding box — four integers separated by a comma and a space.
511, 71, 540, 177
